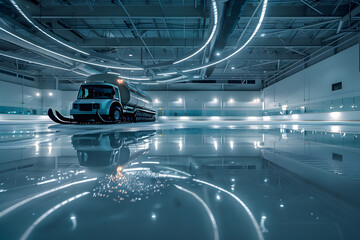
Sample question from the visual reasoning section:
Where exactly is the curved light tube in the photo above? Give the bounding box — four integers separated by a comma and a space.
175, 185, 219, 240
10, 0, 89, 56
154, 75, 188, 83
0, 27, 143, 71
20, 192, 90, 240
173, 0, 218, 65
157, 72, 178, 76
0, 52, 89, 77
140, 82, 159, 85
182, 0, 268, 73
0, 178, 97, 218
193, 179, 264, 240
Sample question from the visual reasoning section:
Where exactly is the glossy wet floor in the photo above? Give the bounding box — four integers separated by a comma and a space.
0, 121, 359, 240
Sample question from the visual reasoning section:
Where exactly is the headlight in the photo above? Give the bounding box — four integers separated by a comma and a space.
93, 103, 100, 109
73, 104, 79, 109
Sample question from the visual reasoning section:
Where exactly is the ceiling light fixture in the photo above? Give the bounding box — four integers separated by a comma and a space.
10, 0, 89, 56
182, 0, 268, 73
0, 27, 143, 71
173, 0, 218, 64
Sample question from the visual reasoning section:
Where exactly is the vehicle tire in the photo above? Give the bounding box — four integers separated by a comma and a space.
110, 106, 122, 122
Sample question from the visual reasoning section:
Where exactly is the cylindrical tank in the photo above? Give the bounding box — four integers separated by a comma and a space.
86, 74, 153, 111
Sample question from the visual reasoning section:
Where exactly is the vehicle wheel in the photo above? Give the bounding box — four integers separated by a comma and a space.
110, 107, 122, 122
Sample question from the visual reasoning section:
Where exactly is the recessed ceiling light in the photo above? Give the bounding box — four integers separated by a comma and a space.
129, 53, 133, 57
260, 33, 266, 37
216, 52, 221, 56
231, 66, 235, 70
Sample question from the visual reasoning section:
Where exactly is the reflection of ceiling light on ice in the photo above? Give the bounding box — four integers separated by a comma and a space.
210, 116, 220, 120
229, 140, 234, 150
213, 140, 218, 150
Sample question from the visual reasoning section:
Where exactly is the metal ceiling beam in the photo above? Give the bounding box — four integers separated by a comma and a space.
79, 38, 324, 48
29, 5, 208, 19
29, 5, 344, 20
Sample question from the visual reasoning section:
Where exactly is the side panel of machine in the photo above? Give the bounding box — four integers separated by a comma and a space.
119, 84, 153, 111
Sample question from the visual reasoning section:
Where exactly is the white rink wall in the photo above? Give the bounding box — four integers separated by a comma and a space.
263, 44, 360, 110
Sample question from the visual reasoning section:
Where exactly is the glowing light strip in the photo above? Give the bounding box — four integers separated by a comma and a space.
0, 52, 67, 71
158, 174, 188, 179
141, 161, 160, 164
36, 179, 57, 185
141, 82, 159, 85
157, 75, 187, 83
10, 0, 89, 56
173, 0, 218, 64
175, 185, 219, 240
0, 52, 89, 77
20, 192, 89, 240
0, 178, 97, 218
157, 72, 178, 76
193, 179, 264, 240
122, 167, 150, 172
0, 27, 143, 71
107, 71, 150, 81
182, 0, 268, 73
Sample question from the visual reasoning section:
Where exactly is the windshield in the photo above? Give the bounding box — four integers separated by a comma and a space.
78, 85, 114, 99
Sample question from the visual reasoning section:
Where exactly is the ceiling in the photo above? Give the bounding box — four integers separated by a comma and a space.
0, 0, 359, 91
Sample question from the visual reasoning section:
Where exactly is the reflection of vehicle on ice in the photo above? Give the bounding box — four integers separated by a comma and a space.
71, 130, 156, 167
48, 74, 156, 124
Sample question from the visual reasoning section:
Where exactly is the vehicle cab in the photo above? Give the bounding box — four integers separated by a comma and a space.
70, 82, 122, 121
